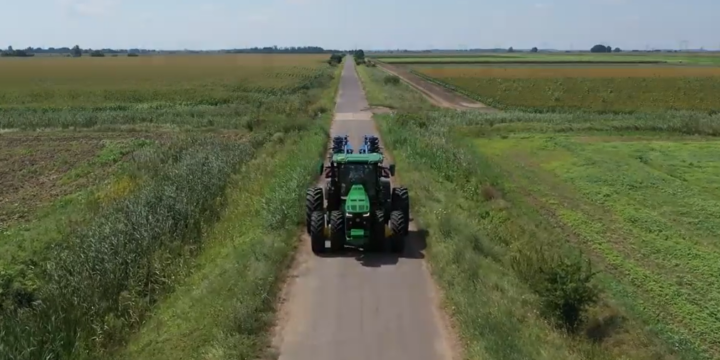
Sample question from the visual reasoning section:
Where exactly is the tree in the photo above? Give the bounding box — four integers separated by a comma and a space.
531, 47, 538, 53
328, 53, 343, 65
90, 50, 105, 57
508, 46, 514, 53
353, 49, 365, 65
72, 45, 82, 57
590, 44, 611, 53
613, 47, 622, 53
606, 45, 612, 53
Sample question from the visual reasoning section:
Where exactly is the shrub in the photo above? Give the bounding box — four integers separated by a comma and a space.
511, 243, 599, 332
328, 53, 343, 65
127, 53, 139, 57
90, 50, 105, 57
383, 75, 400, 85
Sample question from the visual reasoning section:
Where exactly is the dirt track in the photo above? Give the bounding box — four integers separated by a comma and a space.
377, 62, 496, 111
272, 59, 457, 360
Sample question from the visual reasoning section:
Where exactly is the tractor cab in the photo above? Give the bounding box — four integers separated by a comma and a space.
337, 160, 379, 199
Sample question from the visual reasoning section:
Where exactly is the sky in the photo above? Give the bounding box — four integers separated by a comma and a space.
0, 0, 718, 51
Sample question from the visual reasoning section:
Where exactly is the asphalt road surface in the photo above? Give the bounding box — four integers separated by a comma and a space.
273, 59, 456, 360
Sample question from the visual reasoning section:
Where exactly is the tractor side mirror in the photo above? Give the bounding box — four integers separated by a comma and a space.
389, 164, 396, 176
318, 162, 324, 176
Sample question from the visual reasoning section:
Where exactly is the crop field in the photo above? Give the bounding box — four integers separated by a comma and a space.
360, 59, 720, 359
374, 52, 720, 65
413, 65, 720, 112
0, 54, 338, 360
474, 130, 720, 359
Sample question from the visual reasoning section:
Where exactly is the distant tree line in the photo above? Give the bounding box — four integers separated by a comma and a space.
225, 46, 341, 54
1, 46, 35, 57
1, 45, 344, 57
590, 44, 623, 53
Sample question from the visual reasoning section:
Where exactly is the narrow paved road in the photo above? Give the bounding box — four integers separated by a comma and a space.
273, 59, 455, 360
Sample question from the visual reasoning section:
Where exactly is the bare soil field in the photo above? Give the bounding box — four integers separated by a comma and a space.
0, 131, 175, 224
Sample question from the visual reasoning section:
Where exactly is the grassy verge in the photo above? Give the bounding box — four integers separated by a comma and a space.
360, 68, 716, 359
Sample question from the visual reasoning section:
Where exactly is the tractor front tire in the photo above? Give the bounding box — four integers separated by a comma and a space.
329, 210, 345, 252
310, 211, 326, 254
392, 187, 410, 235
389, 210, 406, 253
306, 187, 324, 234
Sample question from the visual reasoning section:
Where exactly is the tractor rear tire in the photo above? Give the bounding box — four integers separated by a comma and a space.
329, 210, 345, 252
389, 210, 406, 253
392, 187, 410, 235
310, 211, 326, 254
368, 210, 385, 252
306, 187, 324, 234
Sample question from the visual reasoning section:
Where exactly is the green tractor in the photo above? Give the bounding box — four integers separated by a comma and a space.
306, 135, 410, 254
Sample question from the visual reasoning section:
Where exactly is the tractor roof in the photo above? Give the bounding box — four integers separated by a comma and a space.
332, 152, 384, 164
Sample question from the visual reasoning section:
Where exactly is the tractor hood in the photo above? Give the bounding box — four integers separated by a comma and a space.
345, 184, 370, 214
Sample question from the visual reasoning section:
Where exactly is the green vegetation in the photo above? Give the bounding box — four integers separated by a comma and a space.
362, 61, 720, 360
0, 54, 338, 359
383, 74, 400, 85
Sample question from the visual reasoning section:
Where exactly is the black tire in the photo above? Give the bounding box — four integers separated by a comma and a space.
381, 178, 392, 218
329, 210, 345, 252
392, 187, 410, 235
389, 210, 406, 253
326, 182, 340, 211
310, 211, 326, 254
306, 187, 324, 234
367, 210, 385, 252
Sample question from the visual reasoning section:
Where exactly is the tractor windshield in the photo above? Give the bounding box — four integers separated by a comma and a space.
339, 163, 377, 197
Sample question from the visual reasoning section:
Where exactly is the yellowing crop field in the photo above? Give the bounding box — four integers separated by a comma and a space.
417, 66, 720, 79
0, 54, 336, 129
0, 54, 330, 108
415, 65, 720, 112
